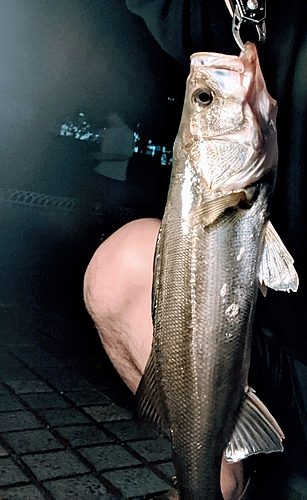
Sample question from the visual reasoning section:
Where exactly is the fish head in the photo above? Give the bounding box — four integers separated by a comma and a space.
177, 42, 278, 192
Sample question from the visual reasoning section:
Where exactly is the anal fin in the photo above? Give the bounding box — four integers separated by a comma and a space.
225, 387, 284, 464
136, 350, 170, 437
258, 221, 299, 294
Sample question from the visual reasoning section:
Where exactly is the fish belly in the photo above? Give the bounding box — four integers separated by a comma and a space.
152, 166, 270, 499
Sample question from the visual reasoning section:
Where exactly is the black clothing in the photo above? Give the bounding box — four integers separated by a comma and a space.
126, 0, 307, 368
126, 0, 307, 480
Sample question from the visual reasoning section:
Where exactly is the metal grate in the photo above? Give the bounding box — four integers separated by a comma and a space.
0, 189, 79, 212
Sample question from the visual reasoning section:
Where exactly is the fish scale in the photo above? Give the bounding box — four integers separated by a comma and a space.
137, 42, 298, 499
154, 188, 266, 498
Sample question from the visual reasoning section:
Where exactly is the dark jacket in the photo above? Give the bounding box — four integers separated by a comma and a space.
126, 0, 307, 366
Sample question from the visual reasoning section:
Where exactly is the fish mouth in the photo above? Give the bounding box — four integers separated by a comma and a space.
190, 52, 245, 74
189, 43, 277, 124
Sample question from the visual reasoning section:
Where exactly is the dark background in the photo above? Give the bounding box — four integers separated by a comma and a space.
0, 0, 186, 359
1, 2, 307, 496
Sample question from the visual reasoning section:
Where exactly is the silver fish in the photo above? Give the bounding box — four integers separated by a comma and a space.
137, 43, 298, 499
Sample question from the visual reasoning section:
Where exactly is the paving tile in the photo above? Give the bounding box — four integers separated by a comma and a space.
94, 379, 125, 392
0, 355, 26, 367
19, 392, 71, 410
31, 358, 64, 371
0, 485, 45, 499
34, 367, 67, 381
44, 475, 108, 499
155, 462, 176, 483
0, 385, 8, 395
128, 437, 172, 463
59, 375, 95, 392
37, 408, 90, 427
79, 444, 141, 470
5, 380, 53, 394
0, 352, 13, 361
33, 362, 63, 381
0, 394, 25, 412
14, 348, 62, 369
3, 429, 64, 454
56, 424, 114, 447
83, 403, 132, 423
10, 346, 44, 358
105, 389, 134, 411
0, 358, 24, 372
43, 370, 92, 392
103, 467, 170, 497
0, 359, 35, 373
0, 444, 10, 457
103, 421, 157, 442
0, 458, 28, 486
65, 389, 111, 407
0, 369, 39, 382
0, 338, 36, 349
0, 412, 43, 432
21, 450, 89, 481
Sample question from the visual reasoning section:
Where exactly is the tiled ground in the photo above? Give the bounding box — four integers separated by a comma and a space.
0, 334, 175, 499
2, 328, 307, 500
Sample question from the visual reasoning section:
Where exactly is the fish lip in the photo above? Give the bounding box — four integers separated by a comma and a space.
190, 52, 245, 74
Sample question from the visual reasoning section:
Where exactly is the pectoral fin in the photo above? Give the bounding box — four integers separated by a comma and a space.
258, 221, 299, 293
187, 192, 244, 227
225, 387, 284, 464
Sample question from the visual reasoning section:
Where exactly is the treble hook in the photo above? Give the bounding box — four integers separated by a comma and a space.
228, 0, 266, 51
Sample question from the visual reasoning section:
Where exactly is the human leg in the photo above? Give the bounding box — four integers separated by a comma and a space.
84, 218, 160, 393
84, 217, 246, 499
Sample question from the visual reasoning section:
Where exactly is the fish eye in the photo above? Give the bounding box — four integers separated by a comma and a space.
193, 89, 213, 107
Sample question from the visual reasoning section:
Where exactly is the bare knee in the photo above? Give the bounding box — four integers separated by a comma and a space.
84, 218, 160, 318
83, 218, 161, 392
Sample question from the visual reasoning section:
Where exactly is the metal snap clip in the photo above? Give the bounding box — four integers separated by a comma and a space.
229, 0, 266, 51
